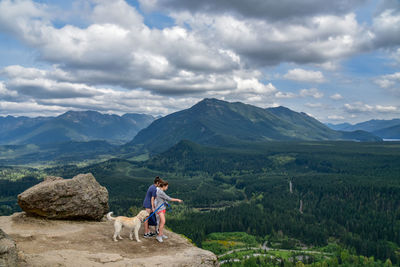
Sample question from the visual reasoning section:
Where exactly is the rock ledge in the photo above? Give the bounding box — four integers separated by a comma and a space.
0, 213, 218, 267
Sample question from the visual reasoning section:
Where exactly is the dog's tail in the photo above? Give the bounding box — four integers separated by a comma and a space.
106, 211, 115, 221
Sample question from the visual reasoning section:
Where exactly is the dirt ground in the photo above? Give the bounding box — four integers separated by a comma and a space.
0, 212, 218, 267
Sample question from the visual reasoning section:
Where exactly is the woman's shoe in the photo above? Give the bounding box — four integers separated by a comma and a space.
143, 233, 151, 238
156, 235, 163, 243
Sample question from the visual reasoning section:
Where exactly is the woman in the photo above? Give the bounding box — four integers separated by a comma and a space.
154, 180, 183, 243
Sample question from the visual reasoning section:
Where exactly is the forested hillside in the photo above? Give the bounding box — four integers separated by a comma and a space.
129, 99, 381, 153
0, 111, 155, 145
1, 141, 399, 265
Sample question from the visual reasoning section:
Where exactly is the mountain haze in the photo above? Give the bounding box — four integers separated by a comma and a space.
0, 111, 155, 145
373, 124, 400, 139
327, 119, 400, 139
129, 98, 381, 153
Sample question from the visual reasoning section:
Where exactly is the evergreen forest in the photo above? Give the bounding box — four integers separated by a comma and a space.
1, 140, 399, 265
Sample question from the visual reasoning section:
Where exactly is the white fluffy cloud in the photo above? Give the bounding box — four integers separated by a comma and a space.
0, 0, 243, 96
0, 81, 18, 99
375, 105, 397, 112
299, 88, 324, 98
330, 93, 344, 100
173, 12, 368, 67
375, 72, 400, 97
375, 72, 400, 88
328, 115, 345, 120
344, 102, 397, 113
0, 0, 399, 121
0, 64, 281, 116
283, 68, 326, 83
371, 8, 400, 48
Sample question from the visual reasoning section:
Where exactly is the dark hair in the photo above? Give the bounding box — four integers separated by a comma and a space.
154, 176, 162, 184
159, 180, 169, 187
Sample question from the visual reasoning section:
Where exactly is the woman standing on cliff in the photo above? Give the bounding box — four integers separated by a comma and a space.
155, 180, 183, 243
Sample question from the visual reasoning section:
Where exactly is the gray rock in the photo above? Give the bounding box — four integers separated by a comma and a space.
18, 173, 109, 221
0, 228, 18, 267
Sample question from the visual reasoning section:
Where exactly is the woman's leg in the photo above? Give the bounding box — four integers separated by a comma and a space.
144, 208, 151, 234
158, 212, 166, 236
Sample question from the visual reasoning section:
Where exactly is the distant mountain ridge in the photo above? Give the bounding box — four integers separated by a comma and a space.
128, 98, 381, 153
327, 119, 400, 139
0, 111, 155, 145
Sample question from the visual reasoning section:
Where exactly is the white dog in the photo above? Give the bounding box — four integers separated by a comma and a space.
106, 210, 149, 242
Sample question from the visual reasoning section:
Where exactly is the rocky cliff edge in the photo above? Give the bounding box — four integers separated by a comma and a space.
0, 212, 218, 267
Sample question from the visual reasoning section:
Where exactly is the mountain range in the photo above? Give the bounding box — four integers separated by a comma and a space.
326, 119, 400, 139
0, 111, 155, 145
1, 99, 386, 154
128, 98, 381, 153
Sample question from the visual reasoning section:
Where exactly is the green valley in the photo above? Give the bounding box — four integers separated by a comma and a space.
1, 140, 399, 266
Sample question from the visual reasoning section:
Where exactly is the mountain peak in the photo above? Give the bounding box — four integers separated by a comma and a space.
59, 110, 105, 119
191, 98, 228, 109
1, 111, 155, 145
130, 99, 380, 153
199, 98, 224, 104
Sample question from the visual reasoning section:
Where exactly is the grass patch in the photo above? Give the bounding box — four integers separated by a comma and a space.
202, 232, 258, 255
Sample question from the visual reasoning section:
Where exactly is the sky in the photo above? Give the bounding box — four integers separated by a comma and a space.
0, 0, 399, 124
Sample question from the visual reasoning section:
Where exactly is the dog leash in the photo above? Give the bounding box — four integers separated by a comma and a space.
143, 202, 171, 223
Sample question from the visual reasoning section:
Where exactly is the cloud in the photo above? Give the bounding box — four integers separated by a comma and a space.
0, 0, 243, 96
315, 61, 340, 71
140, 0, 367, 21
344, 102, 374, 113
0, 100, 68, 117
6, 78, 99, 99
330, 93, 343, 100
0, 81, 18, 100
305, 103, 323, 108
182, 13, 367, 67
234, 76, 277, 94
0, 64, 285, 116
393, 48, 400, 64
91, 0, 144, 29
299, 88, 324, 98
0, 78, 198, 117
275, 91, 296, 98
328, 115, 345, 120
375, 72, 400, 88
0, 0, 50, 36
283, 68, 326, 83
375, 105, 397, 112
0, 65, 46, 79
0, 0, 398, 121
344, 102, 397, 113
375, 72, 400, 96
371, 8, 400, 48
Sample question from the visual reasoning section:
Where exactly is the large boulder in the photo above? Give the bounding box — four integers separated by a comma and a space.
18, 173, 109, 220
0, 228, 18, 267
